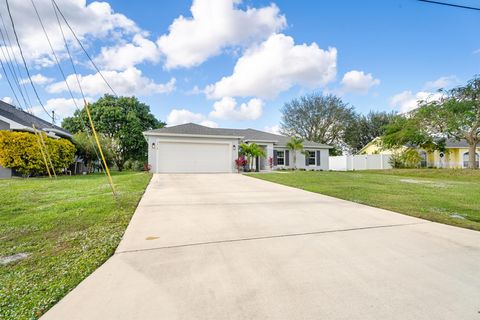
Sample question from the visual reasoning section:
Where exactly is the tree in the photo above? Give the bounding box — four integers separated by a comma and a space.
72, 132, 114, 173
417, 76, 480, 169
0, 131, 75, 177
344, 111, 396, 154
379, 115, 443, 152
62, 95, 165, 170
285, 137, 304, 169
280, 93, 355, 155
239, 142, 266, 171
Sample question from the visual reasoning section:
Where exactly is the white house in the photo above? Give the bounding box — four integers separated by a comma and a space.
144, 123, 331, 173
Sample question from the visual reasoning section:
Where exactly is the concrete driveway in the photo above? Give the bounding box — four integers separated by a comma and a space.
43, 174, 480, 320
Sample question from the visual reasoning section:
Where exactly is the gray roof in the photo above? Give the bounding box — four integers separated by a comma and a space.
445, 139, 471, 148
0, 100, 71, 137
145, 123, 331, 148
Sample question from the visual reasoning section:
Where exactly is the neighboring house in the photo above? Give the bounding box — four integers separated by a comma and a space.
143, 123, 331, 173
359, 137, 480, 169
0, 100, 72, 178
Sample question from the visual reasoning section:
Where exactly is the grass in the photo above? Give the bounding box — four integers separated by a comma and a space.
0, 172, 152, 320
248, 169, 480, 231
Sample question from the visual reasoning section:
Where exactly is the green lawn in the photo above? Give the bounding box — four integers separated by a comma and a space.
0, 172, 151, 320
248, 169, 480, 231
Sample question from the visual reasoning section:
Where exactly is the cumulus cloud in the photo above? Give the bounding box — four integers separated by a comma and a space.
205, 34, 337, 99
157, 0, 286, 69
95, 34, 160, 70
340, 70, 380, 94
47, 67, 175, 96
264, 125, 280, 134
19, 73, 54, 85
423, 75, 458, 90
2, 96, 13, 104
390, 90, 443, 113
0, 0, 139, 66
30, 97, 92, 120
166, 108, 218, 127
209, 97, 263, 120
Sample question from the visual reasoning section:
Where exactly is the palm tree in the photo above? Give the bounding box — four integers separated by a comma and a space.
240, 142, 266, 171
286, 137, 304, 169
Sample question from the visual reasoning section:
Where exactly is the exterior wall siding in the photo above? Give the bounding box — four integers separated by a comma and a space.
272, 148, 329, 171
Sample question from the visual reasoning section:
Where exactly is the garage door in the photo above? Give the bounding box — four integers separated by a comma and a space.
156, 141, 231, 173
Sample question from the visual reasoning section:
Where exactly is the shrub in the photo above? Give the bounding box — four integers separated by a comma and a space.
389, 149, 421, 168
132, 160, 144, 171
0, 130, 76, 176
123, 159, 133, 170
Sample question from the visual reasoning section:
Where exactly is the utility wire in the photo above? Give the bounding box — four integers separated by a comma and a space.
0, 13, 33, 111
4, 0, 52, 121
0, 58, 22, 107
0, 12, 35, 111
50, 0, 86, 102
48, 0, 108, 176
418, 0, 480, 11
51, 0, 117, 96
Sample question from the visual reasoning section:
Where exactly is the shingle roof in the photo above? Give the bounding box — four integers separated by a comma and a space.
0, 100, 71, 137
445, 139, 471, 148
145, 123, 331, 148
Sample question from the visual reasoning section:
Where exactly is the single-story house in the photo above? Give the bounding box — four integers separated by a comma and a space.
143, 123, 331, 173
0, 100, 72, 178
359, 137, 479, 169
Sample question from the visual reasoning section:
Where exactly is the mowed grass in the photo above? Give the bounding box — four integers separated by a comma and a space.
248, 169, 480, 231
0, 172, 152, 319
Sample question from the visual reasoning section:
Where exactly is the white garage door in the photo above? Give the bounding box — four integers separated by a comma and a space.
156, 141, 231, 173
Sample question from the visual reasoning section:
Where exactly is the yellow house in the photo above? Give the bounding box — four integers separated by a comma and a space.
359, 138, 480, 169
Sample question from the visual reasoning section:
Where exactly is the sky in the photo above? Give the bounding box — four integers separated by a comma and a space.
0, 0, 479, 133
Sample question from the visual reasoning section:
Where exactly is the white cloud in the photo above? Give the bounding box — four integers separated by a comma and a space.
264, 125, 280, 134
19, 73, 54, 85
209, 97, 263, 120
166, 108, 218, 127
0, 0, 139, 66
473, 48, 480, 55
47, 67, 175, 96
2, 96, 13, 104
423, 75, 458, 90
206, 34, 337, 99
199, 120, 219, 128
340, 70, 380, 94
95, 34, 160, 70
30, 97, 92, 120
157, 0, 286, 69
390, 90, 443, 113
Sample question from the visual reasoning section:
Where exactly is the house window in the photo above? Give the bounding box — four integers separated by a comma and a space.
463, 152, 479, 168
419, 151, 427, 168
277, 151, 285, 165
307, 151, 316, 165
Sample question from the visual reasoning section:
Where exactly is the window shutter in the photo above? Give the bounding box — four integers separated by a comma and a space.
316, 151, 321, 166
305, 151, 309, 166
273, 150, 278, 166
285, 150, 290, 166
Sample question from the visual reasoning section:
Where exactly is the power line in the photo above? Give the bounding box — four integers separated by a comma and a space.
4, 0, 52, 121
418, 0, 480, 11
51, 0, 117, 97
50, 0, 86, 101
0, 13, 33, 111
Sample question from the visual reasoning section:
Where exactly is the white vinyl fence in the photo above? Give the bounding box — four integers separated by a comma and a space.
329, 154, 392, 171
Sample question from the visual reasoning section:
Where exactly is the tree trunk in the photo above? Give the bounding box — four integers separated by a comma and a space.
468, 142, 478, 169
293, 152, 297, 170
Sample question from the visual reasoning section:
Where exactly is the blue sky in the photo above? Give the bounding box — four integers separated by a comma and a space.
0, 0, 479, 133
